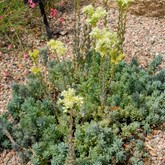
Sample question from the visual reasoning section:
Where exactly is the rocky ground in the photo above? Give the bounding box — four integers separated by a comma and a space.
0, 0, 165, 164
130, 0, 165, 17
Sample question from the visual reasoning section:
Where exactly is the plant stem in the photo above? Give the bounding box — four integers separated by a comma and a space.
55, 52, 66, 89
100, 56, 106, 107
108, 64, 117, 85
104, 0, 108, 27
66, 109, 76, 165
117, 3, 129, 54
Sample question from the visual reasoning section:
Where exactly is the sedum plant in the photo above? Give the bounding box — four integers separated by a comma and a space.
57, 88, 84, 165
82, 4, 127, 106
0, 2, 164, 165
83, 5, 107, 27
1, 42, 165, 165
116, 0, 134, 53
1, 51, 164, 164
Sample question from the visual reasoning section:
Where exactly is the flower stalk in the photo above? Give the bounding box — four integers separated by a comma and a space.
66, 108, 76, 165
57, 88, 84, 164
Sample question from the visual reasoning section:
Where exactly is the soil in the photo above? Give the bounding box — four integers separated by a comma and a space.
0, 0, 165, 164
109, 0, 165, 17
130, 0, 165, 17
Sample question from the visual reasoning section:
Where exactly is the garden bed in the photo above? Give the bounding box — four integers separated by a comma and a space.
0, 0, 164, 164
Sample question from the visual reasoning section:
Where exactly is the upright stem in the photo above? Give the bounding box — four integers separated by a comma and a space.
108, 64, 117, 85
100, 56, 106, 107
117, 4, 129, 54
66, 109, 76, 165
104, 0, 108, 27
73, 0, 78, 70
76, 0, 81, 64
92, 0, 95, 7
55, 53, 66, 89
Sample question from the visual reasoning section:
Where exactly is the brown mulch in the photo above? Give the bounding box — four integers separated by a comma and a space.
0, 1, 165, 164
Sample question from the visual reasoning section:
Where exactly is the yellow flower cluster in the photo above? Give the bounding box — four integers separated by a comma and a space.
31, 66, 41, 75
29, 49, 42, 75
111, 49, 125, 65
82, 4, 94, 16
83, 5, 107, 26
116, 0, 133, 8
90, 27, 125, 65
57, 88, 84, 113
47, 39, 67, 56
90, 27, 117, 57
29, 49, 39, 62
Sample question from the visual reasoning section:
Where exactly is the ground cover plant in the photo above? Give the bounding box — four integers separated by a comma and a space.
0, 0, 165, 164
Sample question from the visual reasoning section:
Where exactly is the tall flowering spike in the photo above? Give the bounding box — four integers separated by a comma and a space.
90, 26, 125, 63
83, 5, 107, 26
90, 28, 117, 57
47, 39, 67, 56
89, 27, 102, 39
116, 0, 133, 8
57, 88, 84, 113
31, 66, 41, 75
111, 49, 125, 65
29, 49, 39, 61
82, 5, 94, 17
93, 6, 107, 20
